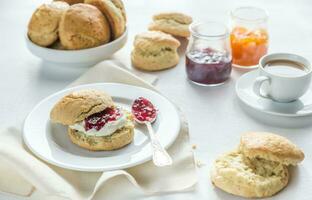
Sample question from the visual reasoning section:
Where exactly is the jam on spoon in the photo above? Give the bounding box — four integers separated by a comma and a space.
132, 97, 172, 167
132, 97, 157, 122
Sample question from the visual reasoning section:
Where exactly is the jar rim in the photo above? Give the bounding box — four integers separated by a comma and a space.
231, 6, 268, 23
189, 21, 229, 39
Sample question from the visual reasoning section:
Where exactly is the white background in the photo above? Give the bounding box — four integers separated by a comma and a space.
1, 0, 312, 199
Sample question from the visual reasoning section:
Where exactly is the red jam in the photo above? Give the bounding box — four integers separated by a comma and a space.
132, 97, 157, 122
84, 107, 122, 131
186, 48, 232, 85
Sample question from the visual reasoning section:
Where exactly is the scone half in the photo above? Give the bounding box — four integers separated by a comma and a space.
211, 151, 289, 198
240, 132, 305, 165
50, 89, 114, 125
148, 12, 193, 38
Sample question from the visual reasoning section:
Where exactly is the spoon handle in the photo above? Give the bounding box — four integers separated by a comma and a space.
145, 122, 173, 167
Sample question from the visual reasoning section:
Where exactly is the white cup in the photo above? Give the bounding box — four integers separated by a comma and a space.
253, 53, 312, 102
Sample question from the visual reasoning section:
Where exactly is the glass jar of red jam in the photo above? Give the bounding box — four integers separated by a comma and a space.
230, 7, 269, 68
186, 21, 232, 86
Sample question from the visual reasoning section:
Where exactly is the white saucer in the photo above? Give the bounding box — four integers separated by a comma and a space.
236, 70, 312, 127
232, 63, 259, 70
23, 83, 180, 171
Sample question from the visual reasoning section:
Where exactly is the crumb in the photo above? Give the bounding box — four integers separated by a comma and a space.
192, 144, 197, 150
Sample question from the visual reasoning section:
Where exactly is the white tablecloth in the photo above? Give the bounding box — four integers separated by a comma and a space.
1, 0, 312, 199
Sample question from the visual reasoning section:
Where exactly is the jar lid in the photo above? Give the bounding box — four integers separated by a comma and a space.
231, 6, 268, 23
190, 21, 229, 39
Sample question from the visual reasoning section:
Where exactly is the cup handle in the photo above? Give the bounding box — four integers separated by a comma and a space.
253, 76, 270, 98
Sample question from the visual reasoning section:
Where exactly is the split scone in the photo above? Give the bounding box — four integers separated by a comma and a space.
211, 132, 304, 198
27, 2, 69, 47
148, 12, 193, 38
85, 0, 127, 39
59, 4, 111, 50
131, 31, 181, 71
50, 89, 134, 151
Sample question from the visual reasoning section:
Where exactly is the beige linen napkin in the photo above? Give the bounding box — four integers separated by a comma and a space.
0, 61, 197, 200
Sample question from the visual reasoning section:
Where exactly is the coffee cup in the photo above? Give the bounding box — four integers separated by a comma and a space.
253, 53, 312, 102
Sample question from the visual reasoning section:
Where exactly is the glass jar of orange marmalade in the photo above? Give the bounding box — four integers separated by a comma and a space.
230, 7, 269, 67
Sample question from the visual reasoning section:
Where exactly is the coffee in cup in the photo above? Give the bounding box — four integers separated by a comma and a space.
264, 60, 308, 77
253, 53, 312, 102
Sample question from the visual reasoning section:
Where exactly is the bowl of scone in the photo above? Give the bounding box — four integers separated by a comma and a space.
26, 0, 127, 67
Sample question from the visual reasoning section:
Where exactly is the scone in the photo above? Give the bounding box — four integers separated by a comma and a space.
148, 12, 193, 38
211, 132, 304, 198
240, 132, 305, 165
85, 0, 126, 39
53, 0, 84, 5
131, 31, 181, 71
211, 151, 289, 198
50, 89, 134, 151
27, 2, 69, 47
59, 4, 111, 50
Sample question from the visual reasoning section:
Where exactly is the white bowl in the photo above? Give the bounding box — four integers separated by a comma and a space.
26, 28, 128, 67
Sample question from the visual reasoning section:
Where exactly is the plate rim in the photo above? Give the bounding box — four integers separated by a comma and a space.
23, 83, 181, 171
236, 70, 312, 117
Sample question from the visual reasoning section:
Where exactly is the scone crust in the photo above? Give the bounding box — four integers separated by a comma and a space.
131, 31, 180, 71
211, 151, 289, 198
53, 0, 84, 5
59, 3, 111, 50
85, 0, 126, 39
131, 49, 179, 71
50, 89, 114, 125
133, 31, 180, 48
153, 12, 193, 24
149, 12, 193, 38
68, 117, 134, 151
240, 132, 305, 165
28, 2, 69, 47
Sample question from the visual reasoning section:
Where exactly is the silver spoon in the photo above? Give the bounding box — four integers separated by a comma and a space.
132, 97, 173, 167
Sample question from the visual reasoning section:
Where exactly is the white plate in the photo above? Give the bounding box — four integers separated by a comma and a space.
236, 70, 312, 127
23, 83, 180, 171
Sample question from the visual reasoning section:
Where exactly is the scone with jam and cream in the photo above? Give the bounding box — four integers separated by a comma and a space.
50, 89, 134, 151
